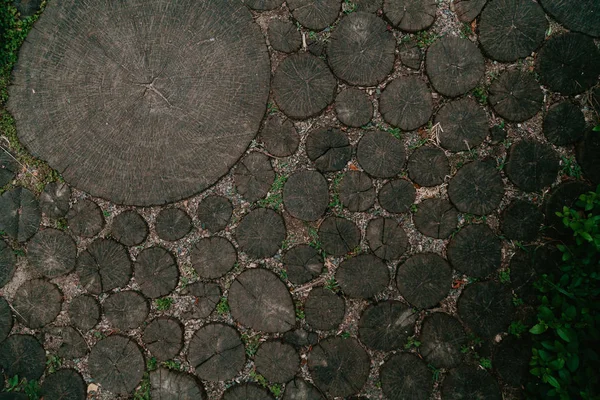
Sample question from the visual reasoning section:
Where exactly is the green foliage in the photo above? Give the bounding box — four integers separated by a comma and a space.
499, 268, 511, 283
387, 127, 401, 139
242, 333, 261, 357
404, 335, 421, 350
257, 174, 288, 210
216, 296, 230, 315
46, 354, 62, 374
146, 356, 158, 371
415, 31, 439, 49
55, 218, 68, 230
340, 331, 351, 339
155, 296, 173, 311
133, 373, 151, 400
295, 302, 305, 320
3, 376, 41, 399
410, 204, 418, 213
560, 156, 582, 179
428, 364, 442, 382
479, 357, 492, 369
325, 277, 340, 293
269, 384, 283, 397
509, 321, 528, 338
307, 225, 322, 251
267, 102, 278, 115
343, 0, 357, 13
249, 370, 268, 387
460, 22, 474, 38
472, 86, 488, 105
408, 138, 428, 150
162, 360, 182, 370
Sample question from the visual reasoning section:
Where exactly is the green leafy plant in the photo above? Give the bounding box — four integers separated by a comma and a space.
499, 268, 511, 283
325, 277, 340, 293
162, 360, 182, 371
343, 0, 357, 13
269, 384, 283, 397
155, 297, 173, 311
340, 331, 351, 339
472, 86, 488, 104
415, 31, 439, 48
258, 174, 288, 210
509, 321, 528, 338
46, 354, 62, 374
249, 370, 268, 387
216, 296, 230, 315
295, 302, 305, 320
133, 374, 151, 400
480, 357, 492, 369
242, 333, 261, 357
146, 357, 158, 371
560, 156, 583, 179
404, 335, 421, 349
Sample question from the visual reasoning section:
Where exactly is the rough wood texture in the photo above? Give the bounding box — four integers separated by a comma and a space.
222, 384, 275, 400
442, 366, 502, 400
236, 208, 286, 259
396, 253, 452, 309
419, 313, 466, 369
493, 336, 531, 386
134, 246, 179, 298
234, 152, 274, 203
268, 20, 302, 53
408, 146, 449, 187
453, 0, 487, 22
197, 195, 233, 233
318, 216, 361, 256
111, 210, 148, 246
67, 199, 104, 238
383, 0, 436, 32
68, 294, 100, 332
13, 279, 62, 328
448, 160, 504, 215
338, 171, 375, 212
0, 187, 40, 242
0, 297, 13, 343
283, 378, 325, 400
181, 281, 221, 319
155, 208, 192, 242
506, 140, 560, 192
305, 128, 352, 172
544, 181, 593, 239
0, 150, 18, 188
366, 217, 408, 261
188, 323, 245, 381
337, 254, 389, 299
380, 353, 433, 400
447, 224, 501, 278
305, 287, 345, 331
143, 317, 184, 361
458, 282, 514, 338
358, 300, 417, 351
0, 240, 16, 288
399, 40, 422, 69
243, 0, 283, 10
55, 326, 88, 359
283, 245, 323, 284
150, 368, 207, 400
283, 170, 329, 221
488, 70, 543, 122
501, 199, 543, 242
76, 238, 132, 294
509, 249, 539, 304
357, 131, 406, 178
27, 228, 77, 278
544, 106, 586, 151
41, 369, 86, 400
255, 340, 300, 383
335, 88, 373, 128
379, 77, 433, 131
39, 182, 71, 219
413, 198, 458, 239
378, 179, 416, 214
435, 98, 488, 152
260, 115, 300, 157
287, 0, 340, 30
283, 328, 318, 348
0, 334, 46, 381
103, 291, 149, 331
190, 237, 237, 279
538, 0, 600, 37
577, 128, 600, 185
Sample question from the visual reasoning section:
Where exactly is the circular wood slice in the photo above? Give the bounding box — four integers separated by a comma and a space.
383, 0, 436, 32
366, 217, 408, 260
283, 244, 323, 284
223, 383, 275, 400
408, 146, 449, 187
0, 187, 40, 242
255, 340, 300, 383
188, 323, 246, 381
380, 353, 433, 400
13, 279, 62, 328
243, 0, 283, 10
493, 336, 531, 387
197, 195, 233, 233
378, 179, 416, 213
501, 199, 543, 242
283, 170, 329, 221
335, 88, 373, 128
181, 281, 221, 319
103, 290, 149, 331
41, 369, 86, 400
0, 296, 13, 343
260, 115, 300, 157
442, 366, 502, 400
544, 181, 593, 239
268, 19, 302, 53
506, 140, 560, 192
287, 0, 340, 30
40, 181, 71, 219
426, 37, 484, 97
536, 33, 600, 95
305, 128, 352, 172
134, 246, 179, 298
509, 250, 538, 304
66, 199, 104, 238
0, 150, 18, 188
273, 53, 337, 119
435, 97, 488, 152
229, 268, 295, 332
283, 378, 325, 400
448, 160, 504, 215
447, 224, 502, 278
13, 0, 42, 17
453, 0, 487, 22
458, 281, 514, 338
318, 216, 361, 256
358, 300, 417, 351
150, 368, 207, 400
0, 334, 46, 381
396, 253, 451, 309
236, 208, 286, 259
155, 207, 192, 241
413, 198, 458, 239
337, 254, 389, 299
190, 237, 237, 279
380, 77, 433, 131
27, 228, 77, 278
399, 40, 422, 70
68, 294, 100, 331
76, 238, 132, 294
305, 287, 345, 331
538, 0, 600, 37
490, 125, 507, 144
357, 131, 406, 178
56, 326, 88, 359
577, 128, 600, 185
543, 102, 585, 146
234, 152, 275, 203
488, 70, 543, 122
308, 337, 369, 398
0, 240, 16, 288
328, 12, 395, 86
111, 210, 148, 246
338, 171, 376, 212
88, 335, 144, 396
419, 313, 466, 369
143, 317, 184, 361
283, 328, 318, 348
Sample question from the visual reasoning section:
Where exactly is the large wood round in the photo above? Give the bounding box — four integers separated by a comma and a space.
76, 238, 132, 294
0, 297, 14, 343
0, 151, 18, 189
283, 170, 329, 221
383, 0, 437, 32
434, 98, 488, 152
337, 254, 389, 299
538, 0, 600, 37
143, 317, 184, 361
103, 290, 149, 331
236, 208, 286, 259
419, 312, 466, 369
318, 216, 361, 257
41, 369, 86, 400
155, 207, 192, 242
366, 217, 408, 261
442, 366, 502, 400
68, 294, 101, 332
111, 210, 148, 246
196, 195, 233, 233
260, 115, 300, 158
379, 77, 433, 131
149, 368, 207, 400
0, 187, 40, 243
357, 131, 406, 178
577, 128, 600, 185
188, 323, 245, 381
255, 340, 300, 383
7, 0, 270, 206
501, 199, 543, 242
222, 384, 275, 400
0, 334, 46, 381
413, 198, 459, 239
304, 287, 346, 331
453, 0, 487, 22
380, 353, 433, 400
358, 300, 417, 351
234, 152, 274, 203
505, 140, 560, 192
283, 245, 323, 284
338, 171, 376, 212
134, 246, 179, 298
287, 0, 340, 31
335, 88, 373, 128
408, 146, 449, 186
396, 253, 452, 309
190, 237, 237, 279
543, 102, 585, 146
283, 378, 325, 400
0, 240, 16, 288
488, 70, 543, 122
378, 179, 416, 214
448, 160, 504, 215
13, 279, 62, 329
268, 19, 302, 53
305, 128, 352, 172
447, 224, 502, 278
27, 228, 77, 278
458, 281, 514, 338
39, 182, 71, 219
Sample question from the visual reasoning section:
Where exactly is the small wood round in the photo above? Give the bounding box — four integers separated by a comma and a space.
338, 171, 376, 212
501, 199, 543, 242
380, 77, 433, 131
426, 36, 484, 97
0, 334, 46, 381
255, 340, 300, 383
458, 281, 514, 338
243, 0, 283, 10
88, 335, 145, 396
419, 313, 466, 369
396, 253, 452, 309
197, 195, 233, 233
435, 98, 488, 152
283, 170, 329, 221
378, 179, 416, 213
509, 249, 538, 304
76, 238, 132, 294
447, 224, 501, 278
490, 125, 507, 144
0, 187, 40, 242
305, 287, 346, 331
260, 115, 300, 157
190, 237, 237, 279
56, 326, 88, 359
268, 19, 301, 53
273, 53, 337, 119
236, 208, 287, 259
103, 290, 149, 331
27, 228, 77, 278
335, 88, 373, 128
505, 140, 560, 192
539, 0, 600, 38
68, 294, 101, 332
441, 366, 502, 400
40, 181, 71, 219
328, 12, 396, 86
543, 102, 585, 146
544, 181, 593, 239
41, 369, 86, 400
536, 33, 600, 95
150, 368, 207, 400
283, 328, 318, 348
408, 146, 449, 187
358, 300, 417, 351
111, 210, 148, 246
222, 383, 275, 400
577, 128, 600, 185
155, 207, 192, 241
305, 128, 352, 172
13, 0, 42, 16
188, 323, 246, 381
66, 199, 104, 238
337, 254, 389, 299
283, 244, 324, 284
134, 246, 179, 298
234, 152, 275, 203
488, 70, 543, 122
413, 198, 458, 239
493, 336, 531, 386
143, 317, 184, 361
0, 297, 13, 343
13, 279, 62, 328
0, 150, 18, 188
318, 216, 361, 256
366, 217, 408, 261
283, 378, 325, 400
287, 0, 340, 30
308, 337, 370, 398
399, 40, 422, 70
453, 0, 487, 22
181, 281, 221, 319
0, 240, 16, 288
448, 160, 504, 215
383, 0, 436, 32
357, 131, 406, 178
380, 353, 433, 400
